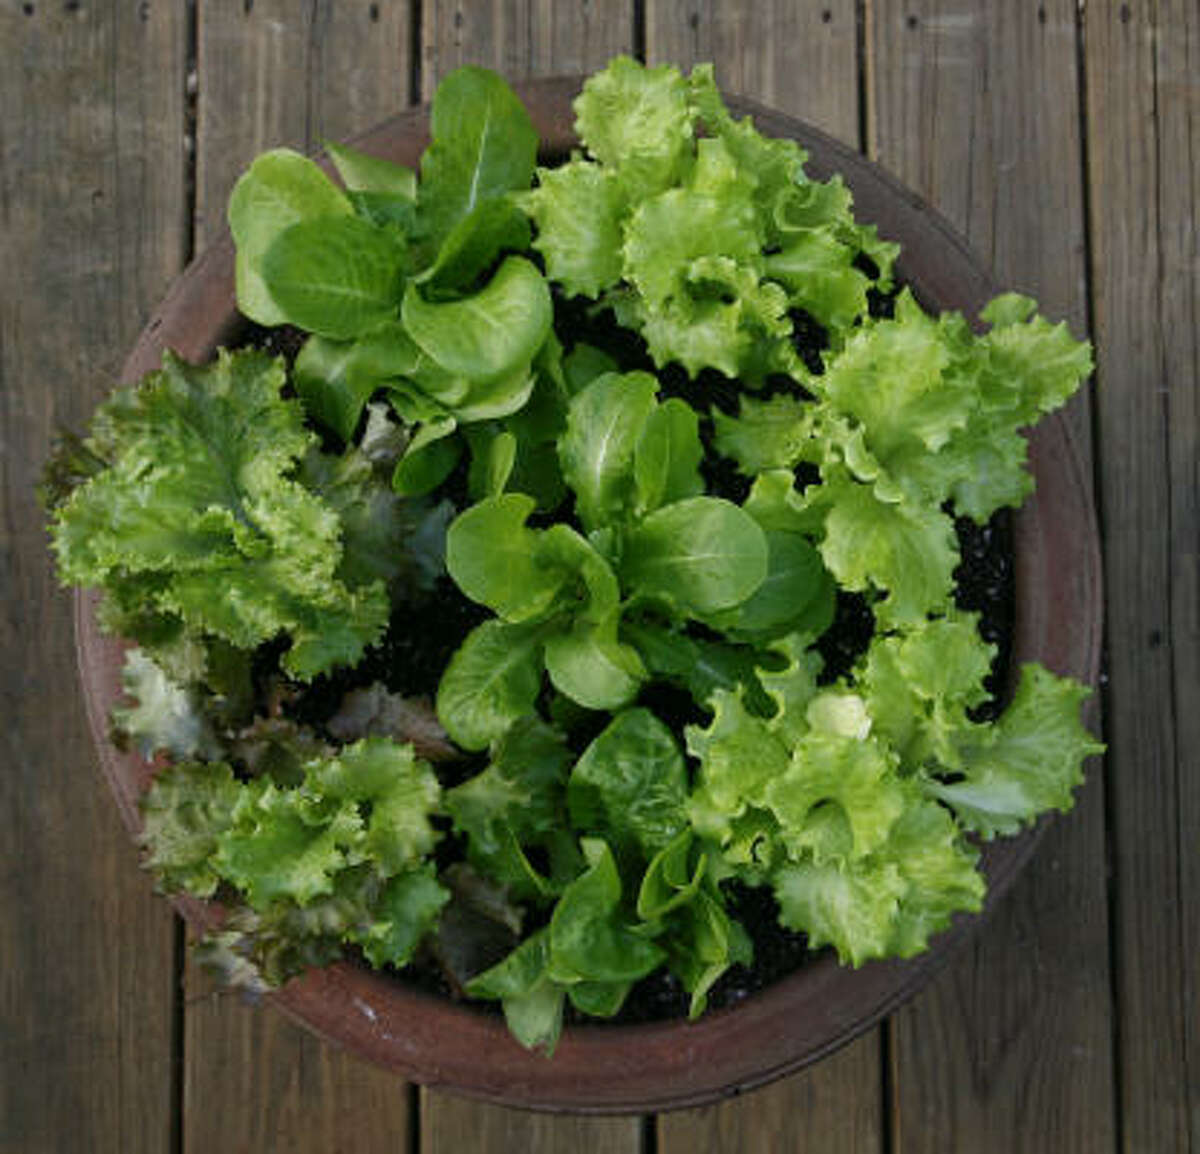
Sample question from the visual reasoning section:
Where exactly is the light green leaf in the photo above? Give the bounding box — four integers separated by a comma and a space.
559, 370, 660, 531
929, 664, 1102, 838
445, 493, 566, 621
544, 622, 645, 711
573, 55, 694, 199
417, 66, 539, 247
112, 648, 220, 761
326, 140, 417, 198
261, 216, 405, 339
436, 619, 547, 751
401, 256, 551, 383
228, 148, 353, 325
527, 158, 627, 297
139, 761, 244, 898
620, 496, 769, 615
307, 737, 441, 875
633, 396, 704, 515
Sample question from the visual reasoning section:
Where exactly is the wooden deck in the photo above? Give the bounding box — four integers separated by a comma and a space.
1, 2, 1194, 1151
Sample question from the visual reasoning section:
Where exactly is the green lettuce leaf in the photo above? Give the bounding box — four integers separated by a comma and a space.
112, 648, 220, 761
227, 149, 353, 325
139, 761, 244, 898
568, 708, 689, 859
50, 349, 390, 679
306, 737, 441, 876
436, 619, 548, 751
928, 664, 1103, 838
416, 66, 539, 249
526, 158, 627, 298
573, 56, 694, 199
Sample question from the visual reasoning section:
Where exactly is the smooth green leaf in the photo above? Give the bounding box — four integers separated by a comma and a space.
402, 256, 551, 383
620, 496, 769, 615
568, 708, 688, 857
228, 148, 353, 325
261, 216, 405, 339
418, 66, 539, 247
633, 397, 704, 515
559, 370, 660, 531
445, 493, 566, 621
436, 619, 547, 751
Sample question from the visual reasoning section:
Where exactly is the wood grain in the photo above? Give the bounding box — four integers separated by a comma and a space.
417, 7, 640, 1147
647, 0, 860, 145
0, 2, 187, 1151
196, 0, 411, 246
184, 4, 417, 1150
1084, 2, 1199, 1150
646, 5, 883, 1150
420, 0, 633, 101
868, 3, 1116, 1150
420, 1097, 641, 1154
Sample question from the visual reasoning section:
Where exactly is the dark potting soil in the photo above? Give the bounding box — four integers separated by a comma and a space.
230, 285, 1017, 1029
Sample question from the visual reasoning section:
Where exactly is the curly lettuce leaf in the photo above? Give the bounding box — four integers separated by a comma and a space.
773, 792, 983, 966
112, 648, 220, 761
526, 158, 627, 298
139, 761, 244, 898
306, 737, 441, 876
574, 56, 694, 200
927, 664, 1103, 839
51, 349, 390, 679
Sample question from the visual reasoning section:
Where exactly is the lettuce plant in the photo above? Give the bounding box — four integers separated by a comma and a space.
45, 58, 1102, 1055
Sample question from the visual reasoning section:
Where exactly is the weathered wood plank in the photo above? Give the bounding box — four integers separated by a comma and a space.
657, 1040, 882, 1154
0, 2, 187, 1151
646, 4, 884, 1149
416, 7, 641, 1147
647, 0, 860, 144
869, 3, 1115, 1150
196, 0, 411, 245
420, 0, 633, 101
1084, 2, 1199, 1151
184, 5, 417, 1150
420, 1098, 641, 1154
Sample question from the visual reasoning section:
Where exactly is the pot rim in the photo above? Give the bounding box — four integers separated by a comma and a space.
74, 75, 1104, 1114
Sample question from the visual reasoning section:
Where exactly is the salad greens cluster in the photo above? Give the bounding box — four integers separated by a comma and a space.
45, 57, 1102, 1054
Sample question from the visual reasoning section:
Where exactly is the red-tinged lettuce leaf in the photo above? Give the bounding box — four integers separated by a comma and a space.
112, 648, 220, 762
139, 761, 245, 898
307, 737, 441, 877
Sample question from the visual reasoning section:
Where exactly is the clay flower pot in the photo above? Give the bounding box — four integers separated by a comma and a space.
74, 77, 1102, 1113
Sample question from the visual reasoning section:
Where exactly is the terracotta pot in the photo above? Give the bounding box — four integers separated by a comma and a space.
74, 77, 1103, 1113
